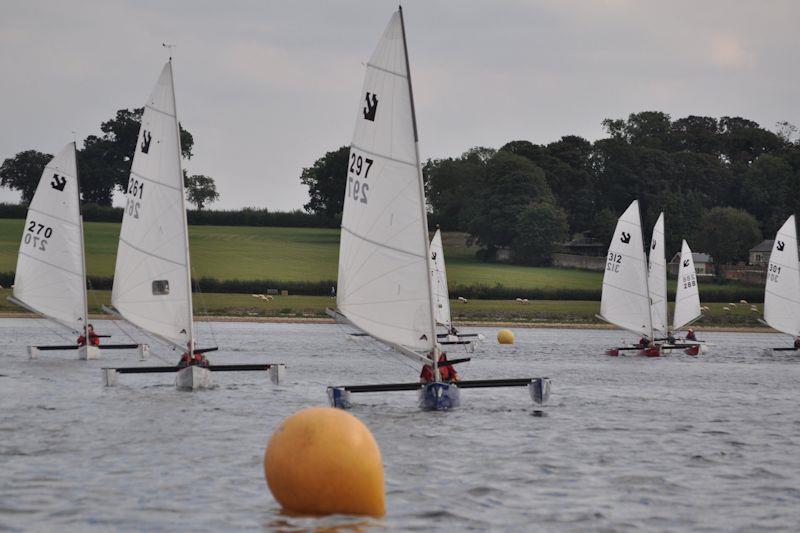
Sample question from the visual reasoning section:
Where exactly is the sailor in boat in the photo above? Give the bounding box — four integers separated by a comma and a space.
178, 341, 210, 368
77, 324, 100, 348
637, 336, 649, 349
420, 353, 459, 383
686, 329, 697, 341
794, 336, 800, 349
666, 331, 676, 344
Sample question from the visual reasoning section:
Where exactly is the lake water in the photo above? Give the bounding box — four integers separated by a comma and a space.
1, 319, 799, 531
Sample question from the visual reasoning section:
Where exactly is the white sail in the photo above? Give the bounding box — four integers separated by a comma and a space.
336, 10, 436, 354
763, 215, 800, 336
111, 61, 194, 348
647, 213, 668, 335
430, 229, 451, 329
600, 200, 653, 337
673, 239, 702, 331
12, 142, 86, 332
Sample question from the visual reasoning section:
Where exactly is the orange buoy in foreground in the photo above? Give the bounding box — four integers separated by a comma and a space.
264, 407, 385, 517
497, 329, 515, 344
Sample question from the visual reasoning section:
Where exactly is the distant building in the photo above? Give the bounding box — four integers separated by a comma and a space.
552, 234, 607, 271
668, 251, 714, 277
749, 240, 774, 266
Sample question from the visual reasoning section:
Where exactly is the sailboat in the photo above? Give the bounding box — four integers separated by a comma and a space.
761, 215, 800, 354
9, 143, 146, 360
430, 228, 484, 347
671, 239, 705, 354
600, 200, 662, 356
327, 8, 550, 410
101, 60, 285, 390
648, 213, 668, 340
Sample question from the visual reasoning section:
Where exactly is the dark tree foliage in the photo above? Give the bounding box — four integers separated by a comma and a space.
693, 207, 762, 274
77, 108, 194, 205
300, 146, 349, 220
512, 202, 569, 265
423, 147, 493, 230
184, 174, 220, 210
0, 150, 53, 204
461, 151, 554, 259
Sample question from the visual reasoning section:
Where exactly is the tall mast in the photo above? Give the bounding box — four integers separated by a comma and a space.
399, 6, 440, 380
168, 58, 195, 356
73, 141, 89, 340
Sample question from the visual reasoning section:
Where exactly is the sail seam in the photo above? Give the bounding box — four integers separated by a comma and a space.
18, 250, 82, 278
602, 282, 649, 299
119, 237, 186, 267
350, 143, 415, 168
27, 207, 78, 227
341, 225, 425, 259
145, 103, 176, 119
130, 170, 182, 192
366, 62, 407, 79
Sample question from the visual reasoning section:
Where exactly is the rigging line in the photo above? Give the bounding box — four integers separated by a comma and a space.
191, 266, 217, 347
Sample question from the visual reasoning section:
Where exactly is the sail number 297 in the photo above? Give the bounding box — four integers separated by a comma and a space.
125, 178, 145, 219
347, 151, 373, 205
606, 252, 623, 272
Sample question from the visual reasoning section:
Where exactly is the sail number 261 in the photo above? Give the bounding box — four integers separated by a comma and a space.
606, 252, 623, 272
347, 152, 373, 204
125, 178, 145, 219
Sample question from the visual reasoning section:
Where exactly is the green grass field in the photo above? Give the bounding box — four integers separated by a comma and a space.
0, 288, 765, 327
0, 219, 758, 298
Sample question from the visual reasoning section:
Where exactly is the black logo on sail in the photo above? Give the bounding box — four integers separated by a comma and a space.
620, 232, 631, 244
777, 241, 785, 252
363, 92, 378, 121
651, 240, 657, 250
50, 174, 66, 191
141, 130, 153, 154
683, 259, 690, 267
431, 251, 437, 261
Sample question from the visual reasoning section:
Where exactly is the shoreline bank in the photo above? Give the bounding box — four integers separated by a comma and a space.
0, 312, 774, 333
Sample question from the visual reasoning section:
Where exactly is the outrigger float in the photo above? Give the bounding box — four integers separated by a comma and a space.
100, 59, 283, 390
8, 142, 147, 360
327, 8, 550, 411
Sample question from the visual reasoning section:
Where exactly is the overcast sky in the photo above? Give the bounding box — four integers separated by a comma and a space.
1, 0, 798, 210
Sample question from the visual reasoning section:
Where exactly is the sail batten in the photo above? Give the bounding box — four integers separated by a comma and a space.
12, 142, 86, 333
111, 61, 193, 348
600, 200, 653, 338
336, 10, 435, 354
763, 215, 800, 336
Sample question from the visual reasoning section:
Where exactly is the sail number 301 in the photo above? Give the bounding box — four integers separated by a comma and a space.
347, 152, 373, 204
24, 220, 53, 251
125, 178, 145, 219
606, 252, 623, 272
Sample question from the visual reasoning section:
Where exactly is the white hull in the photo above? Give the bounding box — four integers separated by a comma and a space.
175, 366, 213, 391
78, 345, 101, 360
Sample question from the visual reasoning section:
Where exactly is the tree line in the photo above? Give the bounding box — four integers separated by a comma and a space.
301, 112, 800, 267
0, 108, 219, 210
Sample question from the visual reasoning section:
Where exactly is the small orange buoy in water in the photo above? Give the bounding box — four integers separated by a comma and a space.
497, 329, 515, 344
264, 407, 385, 517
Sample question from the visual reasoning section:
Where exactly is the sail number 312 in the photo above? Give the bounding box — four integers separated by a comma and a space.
606, 252, 623, 272
347, 152, 373, 204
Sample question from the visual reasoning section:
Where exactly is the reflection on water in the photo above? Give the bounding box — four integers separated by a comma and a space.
1, 318, 799, 531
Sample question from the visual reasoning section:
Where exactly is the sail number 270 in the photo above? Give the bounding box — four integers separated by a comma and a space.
125, 178, 145, 219
24, 220, 53, 251
347, 152, 373, 204
606, 252, 623, 272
